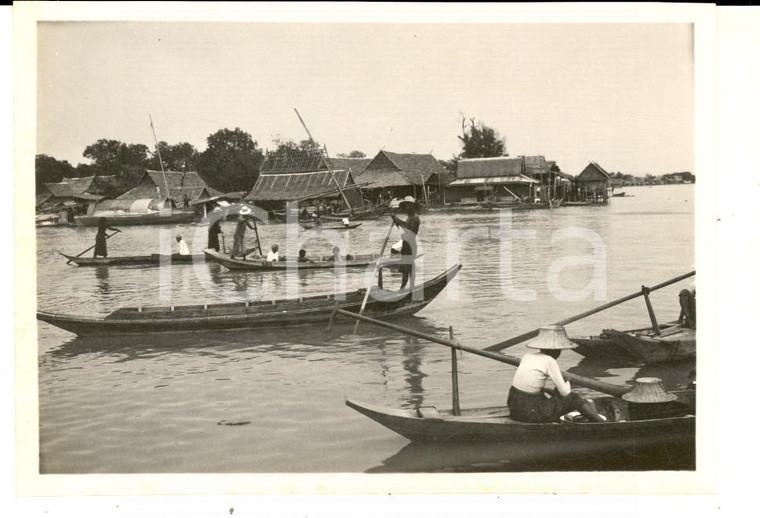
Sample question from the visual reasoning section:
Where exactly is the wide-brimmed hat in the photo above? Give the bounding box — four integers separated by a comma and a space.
238, 206, 252, 216
622, 377, 678, 403
398, 196, 420, 210
525, 325, 578, 350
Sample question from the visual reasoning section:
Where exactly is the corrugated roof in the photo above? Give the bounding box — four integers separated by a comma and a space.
246, 169, 355, 202
449, 175, 538, 186
456, 157, 524, 179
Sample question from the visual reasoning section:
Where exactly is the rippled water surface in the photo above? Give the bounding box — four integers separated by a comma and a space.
35, 185, 695, 473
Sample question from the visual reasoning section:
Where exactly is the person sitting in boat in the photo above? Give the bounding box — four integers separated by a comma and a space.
207, 220, 222, 252
507, 326, 606, 423
266, 244, 279, 263
391, 196, 421, 290
679, 282, 696, 329
176, 235, 190, 256
327, 246, 342, 262
342, 217, 351, 227
231, 209, 255, 259
297, 249, 314, 263
300, 207, 310, 221
93, 217, 120, 258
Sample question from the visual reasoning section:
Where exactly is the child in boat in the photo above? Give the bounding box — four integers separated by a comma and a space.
266, 244, 279, 262
175, 235, 190, 255
507, 326, 605, 423
328, 246, 341, 262
297, 249, 313, 263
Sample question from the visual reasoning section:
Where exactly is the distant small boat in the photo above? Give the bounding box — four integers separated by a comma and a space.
203, 248, 381, 271
611, 192, 626, 197
74, 198, 196, 227
573, 322, 695, 364
36, 213, 61, 227
299, 221, 362, 230
59, 251, 208, 267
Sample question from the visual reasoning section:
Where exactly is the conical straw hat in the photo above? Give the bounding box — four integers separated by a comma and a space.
525, 325, 578, 350
622, 377, 677, 403
399, 196, 420, 210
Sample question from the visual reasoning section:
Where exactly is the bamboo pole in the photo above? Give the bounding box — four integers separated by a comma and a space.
450, 326, 461, 416
353, 221, 395, 334
484, 271, 695, 352
336, 308, 630, 398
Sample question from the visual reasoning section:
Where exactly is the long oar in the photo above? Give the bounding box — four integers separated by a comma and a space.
483, 270, 695, 352
66, 230, 120, 264
353, 220, 396, 334
337, 308, 630, 398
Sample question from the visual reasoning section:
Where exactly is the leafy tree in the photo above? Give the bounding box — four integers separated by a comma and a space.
336, 150, 366, 158
437, 158, 457, 175
197, 128, 264, 192
82, 139, 151, 176
457, 117, 507, 159
151, 141, 199, 171
35, 154, 75, 192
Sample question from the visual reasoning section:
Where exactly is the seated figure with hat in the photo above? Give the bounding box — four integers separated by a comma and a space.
507, 325, 606, 423
391, 196, 421, 290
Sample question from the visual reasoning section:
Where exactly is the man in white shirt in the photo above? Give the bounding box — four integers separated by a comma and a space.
266, 244, 279, 262
176, 235, 190, 256
507, 325, 605, 423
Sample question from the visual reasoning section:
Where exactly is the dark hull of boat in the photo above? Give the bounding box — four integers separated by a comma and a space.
74, 211, 196, 227
299, 222, 362, 230
573, 324, 696, 364
60, 252, 208, 267
203, 249, 381, 271
345, 393, 695, 451
37, 264, 461, 336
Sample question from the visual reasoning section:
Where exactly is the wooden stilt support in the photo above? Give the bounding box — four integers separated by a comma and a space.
450, 326, 461, 416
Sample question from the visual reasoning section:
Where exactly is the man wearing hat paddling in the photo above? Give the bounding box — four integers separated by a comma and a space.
231, 207, 256, 259
391, 196, 421, 290
507, 325, 606, 423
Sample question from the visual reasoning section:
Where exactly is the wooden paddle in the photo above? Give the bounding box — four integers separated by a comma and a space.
337, 308, 630, 398
353, 220, 396, 334
483, 271, 696, 352
66, 230, 120, 264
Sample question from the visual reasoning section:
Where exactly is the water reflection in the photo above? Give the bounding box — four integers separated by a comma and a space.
367, 437, 695, 473
94, 266, 110, 295
400, 342, 427, 408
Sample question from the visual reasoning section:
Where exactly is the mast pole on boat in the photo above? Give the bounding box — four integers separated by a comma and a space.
293, 108, 353, 212
149, 114, 172, 208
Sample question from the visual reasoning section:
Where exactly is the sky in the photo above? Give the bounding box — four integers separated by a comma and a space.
35, 19, 694, 176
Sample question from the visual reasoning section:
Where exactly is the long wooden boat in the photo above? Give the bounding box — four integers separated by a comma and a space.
74, 210, 196, 227
346, 390, 694, 451
573, 323, 695, 364
59, 251, 208, 267
36, 264, 461, 336
299, 221, 362, 230
203, 248, 385, 271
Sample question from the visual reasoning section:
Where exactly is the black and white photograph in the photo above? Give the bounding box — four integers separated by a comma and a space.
15, 1, 754, 509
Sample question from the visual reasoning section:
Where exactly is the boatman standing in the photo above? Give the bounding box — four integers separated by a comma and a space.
507, 326, 606, 423
231, 207, 256, 259
93, 217, 121, 258
391, 196, 421, 291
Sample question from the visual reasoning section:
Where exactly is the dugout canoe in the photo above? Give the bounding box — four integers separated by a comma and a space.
345, 389, 695, 450
203, 248, 384, 271
36, 264, 461, 336
299, 221, 363, 230
59, 251, 208, 267
573, 323, 696, 364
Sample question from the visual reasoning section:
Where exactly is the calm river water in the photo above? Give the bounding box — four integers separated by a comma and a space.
35, 184, 694, 473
